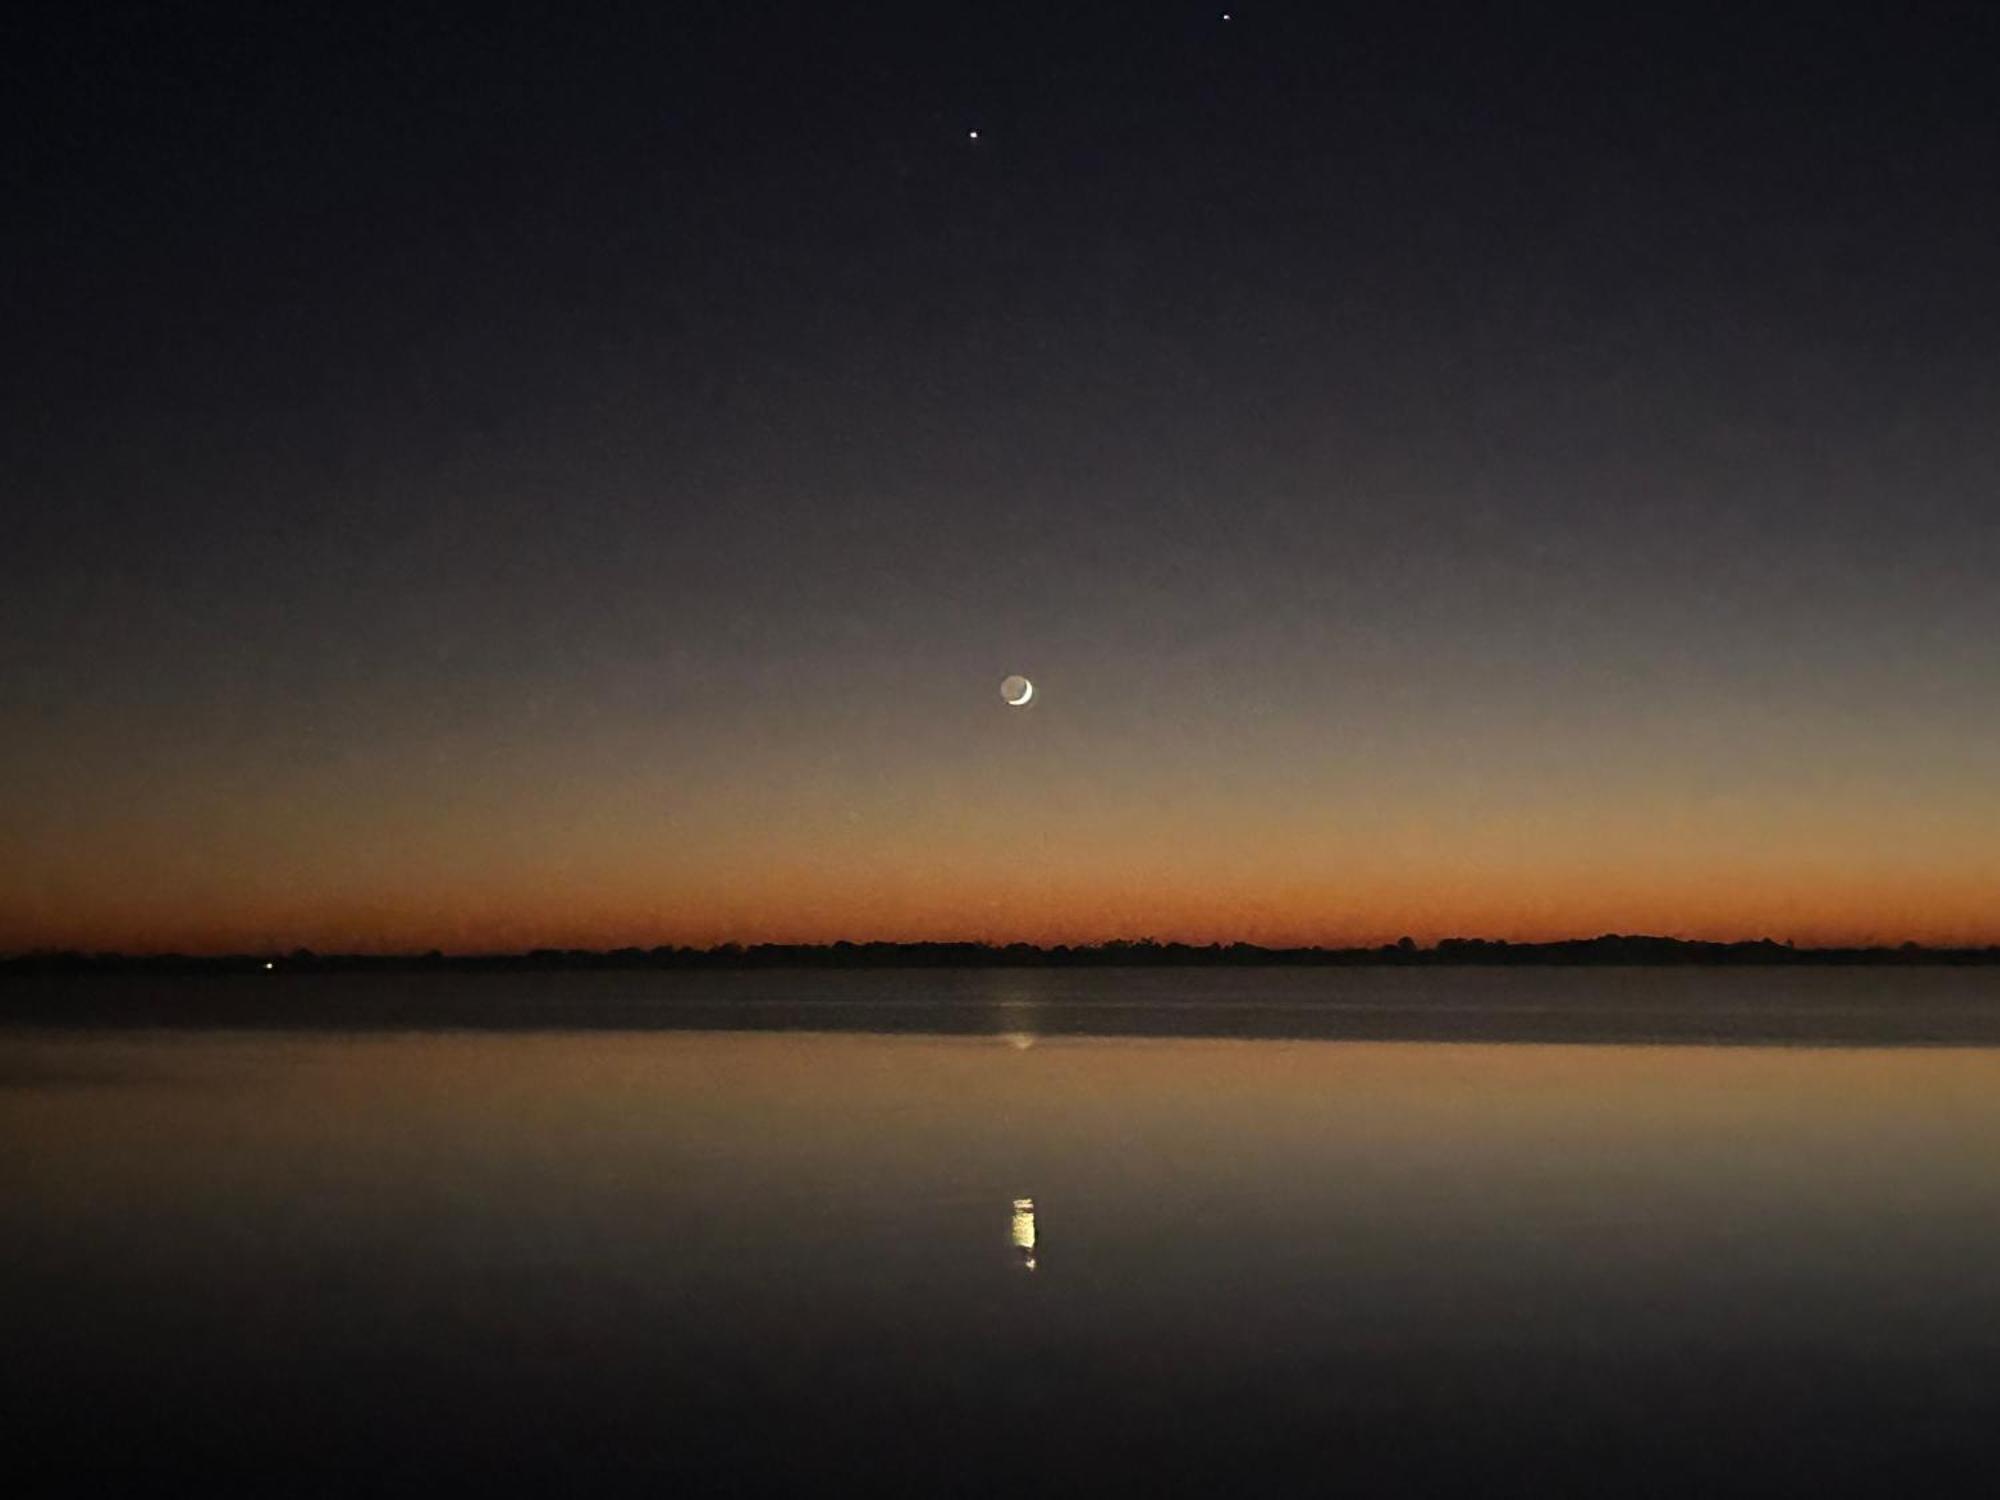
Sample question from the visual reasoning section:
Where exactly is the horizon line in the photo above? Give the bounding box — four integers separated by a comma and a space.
11, 933, 2000, 968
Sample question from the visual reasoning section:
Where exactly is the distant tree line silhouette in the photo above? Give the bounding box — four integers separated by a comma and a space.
6, 934, 2000, 975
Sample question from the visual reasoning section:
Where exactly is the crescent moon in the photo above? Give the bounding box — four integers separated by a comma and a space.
1002, 675, 1034, 706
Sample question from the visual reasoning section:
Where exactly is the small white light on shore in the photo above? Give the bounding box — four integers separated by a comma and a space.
968, 129, 979, 141
264, 961, 275, 971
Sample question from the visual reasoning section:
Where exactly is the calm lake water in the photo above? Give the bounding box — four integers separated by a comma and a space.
9, 968, 2000, 1495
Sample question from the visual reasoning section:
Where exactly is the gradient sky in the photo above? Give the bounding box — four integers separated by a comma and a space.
6, 1, 1999, 952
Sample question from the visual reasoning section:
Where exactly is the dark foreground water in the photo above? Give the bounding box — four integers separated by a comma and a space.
9, 969, 2000, 1496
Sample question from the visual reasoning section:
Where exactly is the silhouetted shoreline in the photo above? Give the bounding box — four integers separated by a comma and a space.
8, 934, 2000, 976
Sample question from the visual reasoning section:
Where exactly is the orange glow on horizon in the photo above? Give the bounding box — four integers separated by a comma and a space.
11, 864, 2000, 956
9, 695, 1998, 956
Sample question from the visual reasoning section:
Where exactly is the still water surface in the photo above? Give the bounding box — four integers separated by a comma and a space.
9, 969, 2000, 1494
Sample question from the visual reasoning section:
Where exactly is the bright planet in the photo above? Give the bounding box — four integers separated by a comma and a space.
1000, 674, 1034, 706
